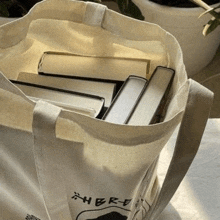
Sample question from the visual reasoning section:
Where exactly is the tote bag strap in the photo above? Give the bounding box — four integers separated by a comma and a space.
0, 71, 34, 105
145, 79, 214, 220
32, 101, 74, 220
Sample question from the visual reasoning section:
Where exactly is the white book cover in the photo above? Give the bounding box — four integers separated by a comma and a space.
28, 96, 96, 117
17, 72, 116, 107
128, 66, 175, 125
38, 52, 150, 81
12, 81, 105, 118
102, 75, 148, 124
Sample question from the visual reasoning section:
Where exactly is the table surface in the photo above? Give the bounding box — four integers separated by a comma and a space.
157, 118, 220, 220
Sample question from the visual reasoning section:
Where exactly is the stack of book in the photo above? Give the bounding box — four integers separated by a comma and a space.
102, 66, 174, 125
11, 52, 175, 125
11, 72, 119, 118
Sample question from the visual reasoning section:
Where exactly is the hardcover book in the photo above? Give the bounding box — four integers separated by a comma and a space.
127, 66, 175, 125
17, 72, 117, 108
38, 52, 150, 81
11, 80, 105, 118
102, 75, 148, 124
102, 66, 175, 125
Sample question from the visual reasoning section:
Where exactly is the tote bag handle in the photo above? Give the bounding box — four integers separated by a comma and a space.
145, 79, 214, 220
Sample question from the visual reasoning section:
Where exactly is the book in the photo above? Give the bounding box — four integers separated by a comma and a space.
127, 66, 175, 125
38, 52, 150, 81
102, 76, 148, 124
17, 72, 117, 108
102, 66, 175, 125
27, 96, 96, 117
11, 80, 105, 118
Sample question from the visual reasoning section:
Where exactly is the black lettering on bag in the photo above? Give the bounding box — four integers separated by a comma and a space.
109, 197, 118, 204
95, 198, 106, 206
72, 192, 132, 207
121, 199, 132, 206
72, 192, 92, 205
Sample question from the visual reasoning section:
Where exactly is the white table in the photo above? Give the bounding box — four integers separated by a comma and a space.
157, 119, 220, 220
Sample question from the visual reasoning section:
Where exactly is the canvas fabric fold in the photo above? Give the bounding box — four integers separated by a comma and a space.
0, 0, 213, 220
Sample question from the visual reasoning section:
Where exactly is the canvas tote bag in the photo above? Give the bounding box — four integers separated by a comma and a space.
0, 0, 214, 220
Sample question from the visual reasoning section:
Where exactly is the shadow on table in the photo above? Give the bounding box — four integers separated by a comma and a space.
162, 120, 220, 219
157, 203, 182, 220
183, 120, 220, 219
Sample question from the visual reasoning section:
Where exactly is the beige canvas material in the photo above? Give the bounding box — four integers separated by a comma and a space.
0, 0, 169, 81
38, 52, 151, 81
32, 80, 213, 220
32, 101, 73, 220
0, 73, 213, 220
0, 0, 213, 220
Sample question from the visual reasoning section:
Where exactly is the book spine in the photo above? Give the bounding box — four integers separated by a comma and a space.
102, 75, 148, 124
10, 80, 105, 101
